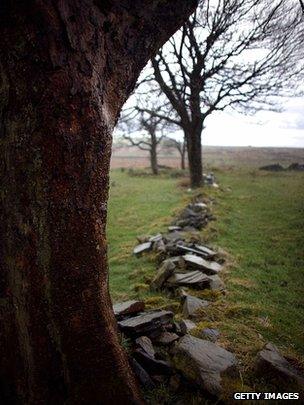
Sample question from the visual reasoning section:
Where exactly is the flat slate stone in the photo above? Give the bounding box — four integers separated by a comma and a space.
201, 328, 220, 342
134, 349, 173, 375
182, 295, 209, 318
131, 358, 155, 390
188, 202, 208, 212
133, 242, 152, 256
179, 207, 201, 219
168, 226, 182, 232
149, 233, 163, 243
182, 254, 222, 275
193, 244, 216, 258
151, 259, 176, 290
118, 310, 174, 337
177, 245, 210, 259
179, 319, 197, 334
256, 343, 304, 389
173, 335, 238, 397
165, 271, 211, 290
155, 332, 179, 345
113, 300, 145, 318
135, 336, 155, 358
153, 239, 166, 253
164, 231, 185, 243
208, 275, 225, 291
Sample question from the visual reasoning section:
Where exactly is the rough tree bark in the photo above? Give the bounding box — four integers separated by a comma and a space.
185, 125, 203, 188
0, 1, 197, 403
180, 138, 187, 171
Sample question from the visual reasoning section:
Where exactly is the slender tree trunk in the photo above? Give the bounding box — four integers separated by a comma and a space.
0, 1, 197, 403
185, 127, 203, 187
150, 137, 159, 175
181, 140, 187, 170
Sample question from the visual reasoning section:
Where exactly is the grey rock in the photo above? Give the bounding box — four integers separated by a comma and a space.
189, 202, 208, 211
173, 335, 238, 397
175, 217, 207, 230
153, 238, 166, 253
155, 332, 179, 345
151, 259, 176, 290
177, 245, 210, 259
130, 358, 155, 390
133, 241, 152, 256
208, 275, 225, 291
182, 295, 209, 318
179, 207, 201, 220
193, 244, 217, 258
256, 343, 304, 389
136, 235, 151, 243
179, 319, 197, 334
164, 231, 185, 243
149, 233, 163, 243
135, 336, 155, 358
113, 300, 145, 319
118, 310, 174, 337
134, 349, 173, 375
165, 271, 211, 290
201, 328, 220, 342
182, 254, 222, 275
182, 226, 199, 232
168, 226, 182, 232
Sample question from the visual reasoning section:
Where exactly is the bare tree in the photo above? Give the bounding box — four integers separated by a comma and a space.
137, 0, 303, 187
162, 136, 187, 170
119, 109, 166, 175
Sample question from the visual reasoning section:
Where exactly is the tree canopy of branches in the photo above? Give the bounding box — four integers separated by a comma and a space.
135, 0, 304, 187
119, 103, 168, 174
161, 136, 187, 170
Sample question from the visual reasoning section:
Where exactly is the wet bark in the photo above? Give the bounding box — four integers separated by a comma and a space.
181, 140, 187, 170
0, 1, 197, 403
185, 126, 203, 188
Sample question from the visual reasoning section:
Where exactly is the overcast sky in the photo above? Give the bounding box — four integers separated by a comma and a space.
202, 97, 304, 148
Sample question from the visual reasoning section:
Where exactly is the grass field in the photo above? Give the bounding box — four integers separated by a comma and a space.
108, 162, 304, 395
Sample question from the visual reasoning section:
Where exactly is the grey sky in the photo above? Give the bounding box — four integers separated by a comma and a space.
201, 97, 304, 147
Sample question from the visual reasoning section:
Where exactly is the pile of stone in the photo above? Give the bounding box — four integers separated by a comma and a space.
114, 299, 238, 398
260, 162, 304, 172
133, 201, 225, 294
124, 197, 304, 397
203, 172, 219, 188
133, 202, 215, 260
171, 202, 216, 230
259, 163, 285, 171
287, 162, 304, 171
151, 255, 225, 292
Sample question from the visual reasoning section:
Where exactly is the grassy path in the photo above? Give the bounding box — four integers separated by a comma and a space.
213, 169, 304, 359
108, 169, 304, 366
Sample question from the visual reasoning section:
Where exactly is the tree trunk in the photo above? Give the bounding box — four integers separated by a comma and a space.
0, 1, 197, 403
181, 140, 187, 170
150, 136, 159, 175
185, 127, 203, 187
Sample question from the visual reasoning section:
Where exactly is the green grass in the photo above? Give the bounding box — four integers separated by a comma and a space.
108, 170, 186, 301
212, 169, 304, 359
108, 167, 304, 372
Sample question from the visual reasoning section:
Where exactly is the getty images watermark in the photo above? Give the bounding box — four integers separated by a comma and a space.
233, 392, 300, 400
